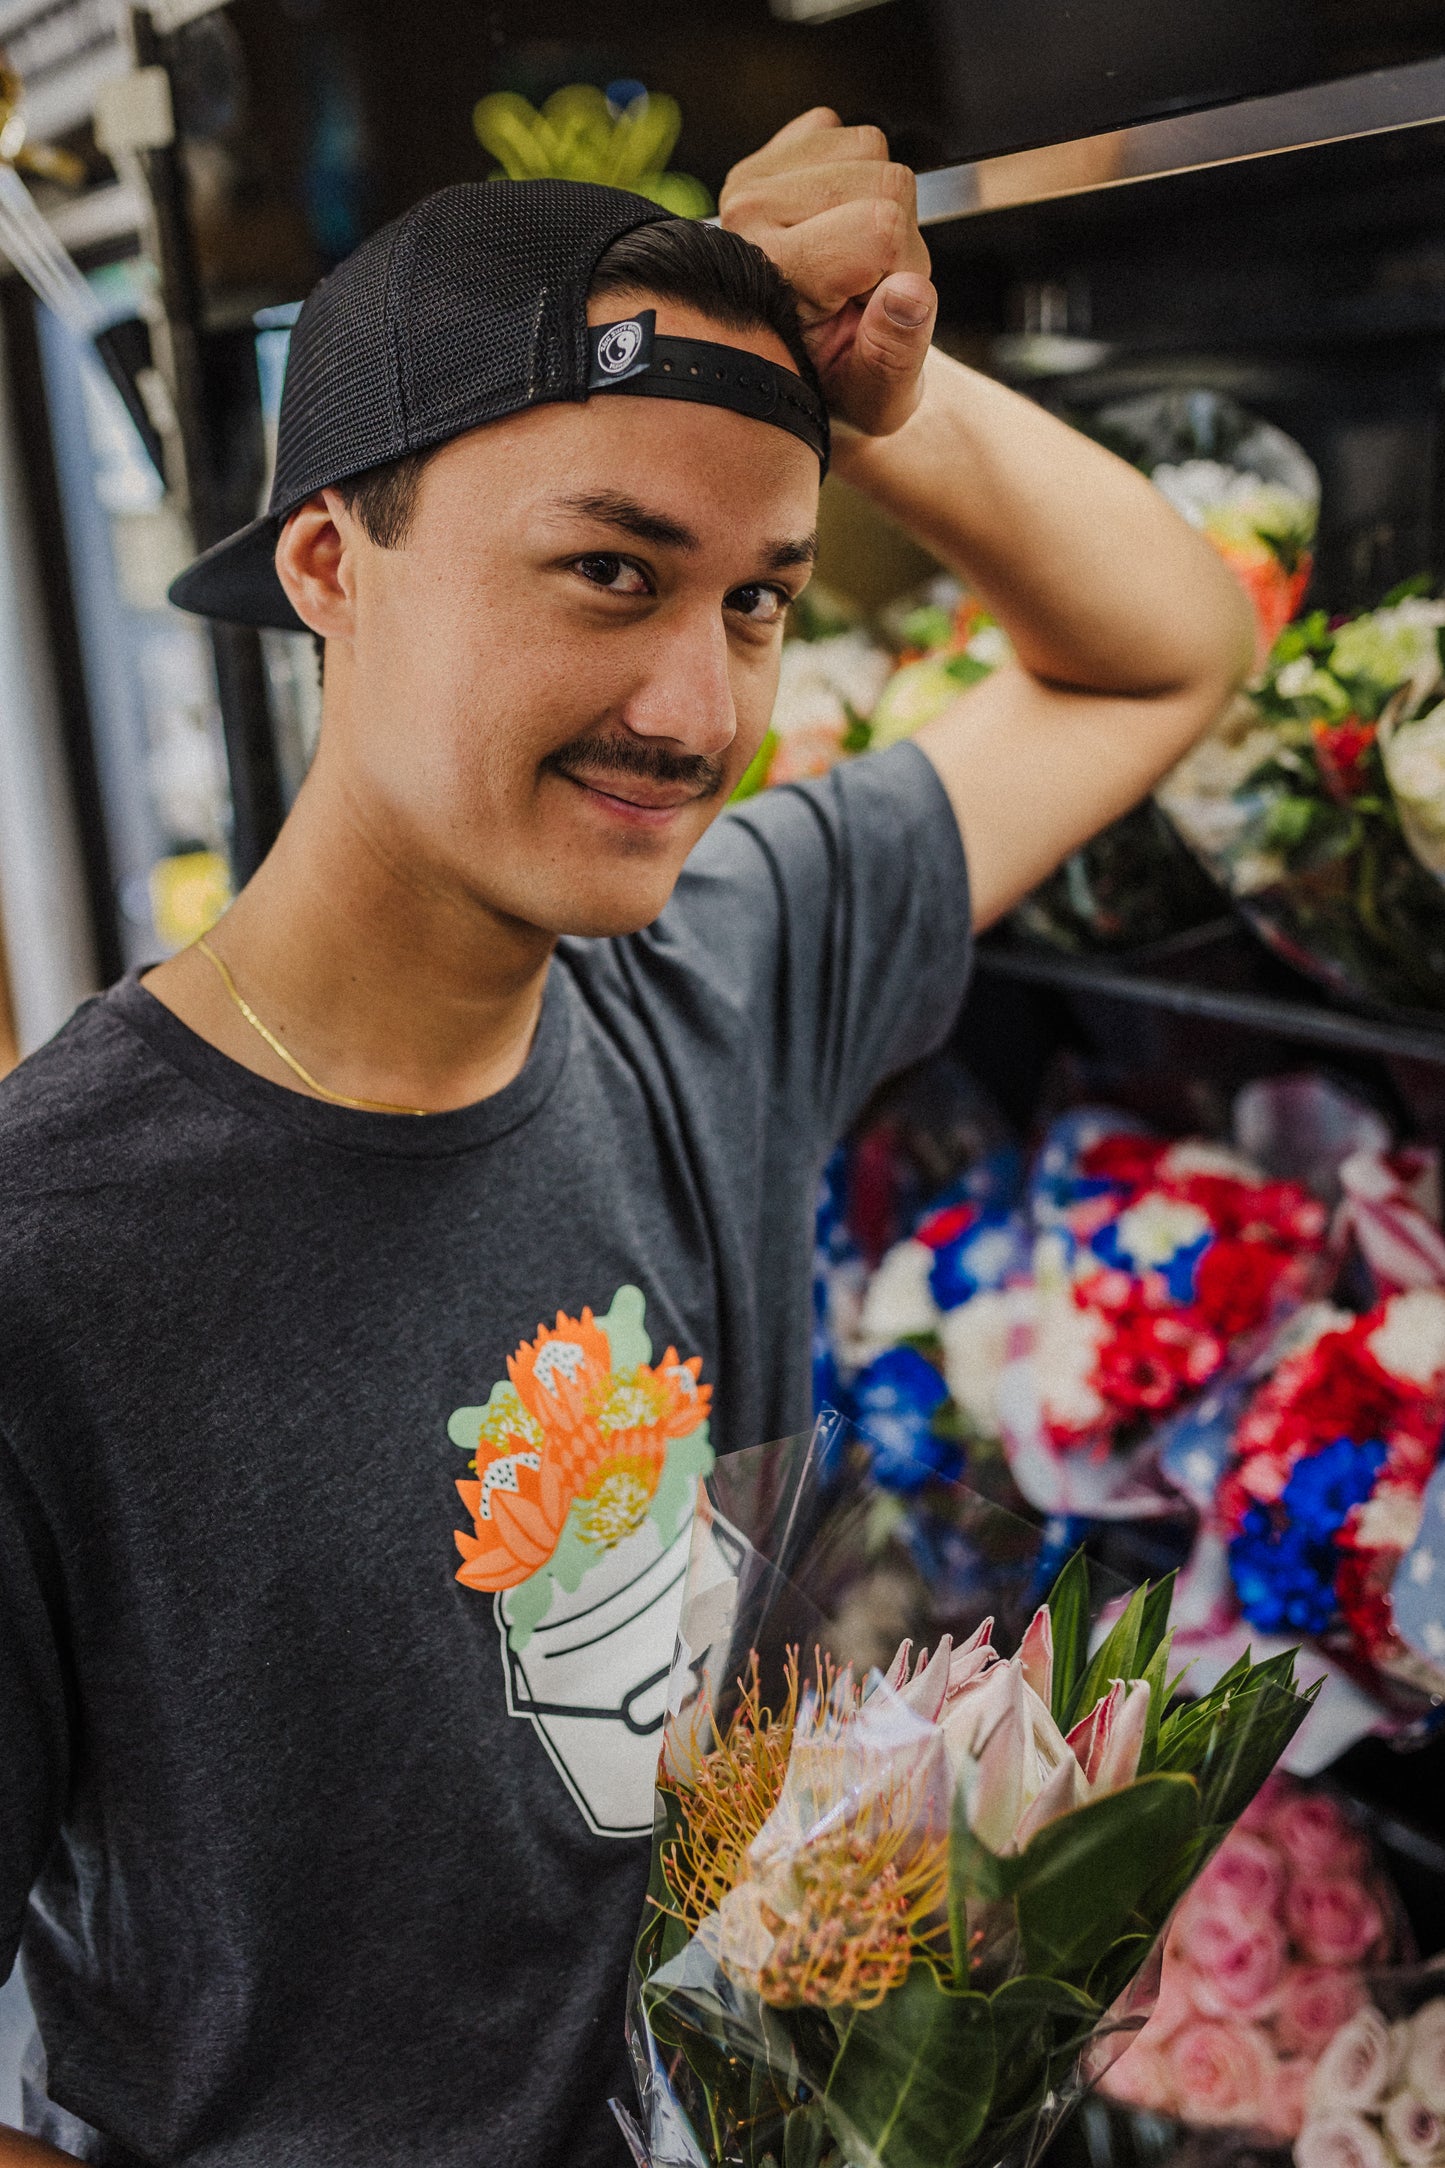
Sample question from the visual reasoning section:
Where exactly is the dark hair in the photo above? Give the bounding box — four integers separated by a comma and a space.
333, 217, 818, 550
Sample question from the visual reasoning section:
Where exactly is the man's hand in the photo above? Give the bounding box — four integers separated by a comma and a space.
719, 109, 937, 437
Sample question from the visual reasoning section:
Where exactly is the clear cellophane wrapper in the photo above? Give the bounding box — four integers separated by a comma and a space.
614, 1415, 1314, 2168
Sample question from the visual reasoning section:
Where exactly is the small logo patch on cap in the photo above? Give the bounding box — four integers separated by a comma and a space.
597, 320, 644, 374
587, 309, 655, 389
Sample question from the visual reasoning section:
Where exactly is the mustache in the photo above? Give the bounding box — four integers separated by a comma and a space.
542, 731, 728, 800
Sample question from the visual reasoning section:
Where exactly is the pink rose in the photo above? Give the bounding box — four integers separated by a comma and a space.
1276, 1966, 1368, 2058
1286, 1877, 1386, 1968
1386, 2091, 1445, 2166
1257, 2056, 1313, 2143
1296, 2113, 1392, 2168
1101, 2035, 1176, 2114
1189, 1918, 1288, 2020
1145, 1959, 1203, 2044
1166, 2019, 1279, 2130
1173, 1902, 1287, 2019
1405, 1999, 1445, 2113
1308, 2007, 1394, 2116
1270, 1790, 1368, 1879
1240, 1771, 1290, 1833
1195, 1829, 1288, 1924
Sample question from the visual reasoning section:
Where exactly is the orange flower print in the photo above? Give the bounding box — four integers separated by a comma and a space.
453, 1303, 711, 1594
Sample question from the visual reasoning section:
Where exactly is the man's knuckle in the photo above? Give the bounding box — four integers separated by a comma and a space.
854, 123, 889, 162
871, 197, 910, 250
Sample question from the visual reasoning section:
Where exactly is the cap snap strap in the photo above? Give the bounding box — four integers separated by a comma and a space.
586, 311, 829, 472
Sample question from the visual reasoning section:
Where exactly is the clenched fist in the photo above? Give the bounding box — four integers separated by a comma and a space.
720, 108, 937, 439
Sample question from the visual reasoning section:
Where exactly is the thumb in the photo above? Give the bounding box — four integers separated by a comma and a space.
847, 274, 937, 432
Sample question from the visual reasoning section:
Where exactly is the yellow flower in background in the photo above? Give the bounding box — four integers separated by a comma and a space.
149, 850, 231, 950
473, 85, 713, 218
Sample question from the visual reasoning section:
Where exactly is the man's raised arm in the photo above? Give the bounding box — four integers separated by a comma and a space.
723, 112, 1254, 929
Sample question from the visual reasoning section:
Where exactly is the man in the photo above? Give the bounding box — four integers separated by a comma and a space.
0, 113, 1249, 2166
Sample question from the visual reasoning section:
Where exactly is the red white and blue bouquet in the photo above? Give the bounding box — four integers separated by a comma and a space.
615, 1417, 1315, 2168
846, 1104, 1329, 1519
1163, 1144, 1445, 1725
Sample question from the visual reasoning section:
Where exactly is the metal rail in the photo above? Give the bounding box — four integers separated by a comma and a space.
975, 941, 1445, 1065
916, 55, 1445, 225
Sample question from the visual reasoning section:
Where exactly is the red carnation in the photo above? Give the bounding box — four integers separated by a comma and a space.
1312, 714, 1378, 804
914, 1201, 977, 1251
1194, 1240, 1290, 1338
1334, 1548, 1399, 1663
1285, 1328, 1406, 1441
1080, 1134, 1168, 1190
1097, 1311, 1224, 1412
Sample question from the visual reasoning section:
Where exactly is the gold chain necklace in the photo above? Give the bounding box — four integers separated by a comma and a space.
194, 936, 429, 1117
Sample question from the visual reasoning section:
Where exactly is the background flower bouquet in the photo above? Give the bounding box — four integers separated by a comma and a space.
1157, 589, 1445, 1013
614, 1416, 1315, 2168
1295, 1968, 1445, 2168
846, 1098, 1329, 1521
1080, 389, 1319, 667
1160, 1140, 1445, 1731
741, 573, 1222, 956
1101, 1775, 1404, 2144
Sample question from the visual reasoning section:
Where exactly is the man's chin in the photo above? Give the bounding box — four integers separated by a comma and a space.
544, 881, 682, 940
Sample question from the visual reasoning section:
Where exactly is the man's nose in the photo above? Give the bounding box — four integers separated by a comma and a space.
617, 609, 737, 758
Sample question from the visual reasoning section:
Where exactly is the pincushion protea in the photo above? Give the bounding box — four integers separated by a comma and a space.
627, 1524, 1314, 2168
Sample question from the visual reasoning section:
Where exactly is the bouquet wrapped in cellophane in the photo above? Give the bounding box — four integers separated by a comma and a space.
613, 1415, 1316, 2168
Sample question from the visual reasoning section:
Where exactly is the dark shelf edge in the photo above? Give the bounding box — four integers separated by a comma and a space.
975, 944, 1445, 1065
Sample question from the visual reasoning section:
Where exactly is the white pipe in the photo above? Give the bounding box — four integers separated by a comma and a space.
0, 303, 99, 1050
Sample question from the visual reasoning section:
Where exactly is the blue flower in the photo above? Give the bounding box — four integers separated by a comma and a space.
1229, 1508, 1340, 1636
928, 1209, 1029, 1311
1227, 1437, 1387, 1638
1281, 1436, 1387, 1543
849, 1346, 954, 1494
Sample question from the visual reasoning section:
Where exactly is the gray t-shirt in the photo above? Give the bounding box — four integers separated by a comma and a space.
0, 742, 970, 2167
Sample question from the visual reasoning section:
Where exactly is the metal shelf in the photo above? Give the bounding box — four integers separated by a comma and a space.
976, 929, 1445, 1066
915, 55, 1445, 228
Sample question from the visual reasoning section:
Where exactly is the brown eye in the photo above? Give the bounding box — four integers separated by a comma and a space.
727, 584, 788, 625
574, 554, 650, 596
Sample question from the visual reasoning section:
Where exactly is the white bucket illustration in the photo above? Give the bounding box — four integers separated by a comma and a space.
499, 1504, 696, 1838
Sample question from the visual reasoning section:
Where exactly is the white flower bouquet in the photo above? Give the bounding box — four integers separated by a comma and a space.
1157, 589, 1445, 1014
613, 1415, 1315, 2168
1296, 1973, 1445, 2168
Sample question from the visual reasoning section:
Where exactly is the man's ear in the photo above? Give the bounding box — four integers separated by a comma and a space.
274, 491, 356, 639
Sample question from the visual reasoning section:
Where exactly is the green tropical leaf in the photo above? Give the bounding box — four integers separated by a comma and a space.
1045, 1549, 1091, 1728
986, 1975, 1099, 2121
1137, 1574, 1176, 1674
783, 2102, 830, 2168
825, 1964, 996, 2168
1134, 1636, 1172, 1776
1068, 1582, 1150, 1731
1011, 1773, 1201, 1982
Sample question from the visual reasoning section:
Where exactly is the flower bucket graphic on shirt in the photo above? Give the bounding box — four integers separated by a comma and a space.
449, 1286, 714, 1838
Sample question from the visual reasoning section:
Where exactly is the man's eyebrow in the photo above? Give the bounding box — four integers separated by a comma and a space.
556, 491, 700, 551
766, 533, 818, 572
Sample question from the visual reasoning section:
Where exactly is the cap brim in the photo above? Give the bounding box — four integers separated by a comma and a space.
168, 516, 307, 632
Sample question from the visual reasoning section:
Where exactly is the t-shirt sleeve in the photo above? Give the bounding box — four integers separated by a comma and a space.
654, 740, 972, 1144
0, 1431, 70, 1976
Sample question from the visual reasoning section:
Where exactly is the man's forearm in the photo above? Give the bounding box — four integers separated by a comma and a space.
830, 347, 1252, 703
0, 2125, 74, 2162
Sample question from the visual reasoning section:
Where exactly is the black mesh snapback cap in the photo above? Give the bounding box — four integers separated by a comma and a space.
169, 178, 830, 632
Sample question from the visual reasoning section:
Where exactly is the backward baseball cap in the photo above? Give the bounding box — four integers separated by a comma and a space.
169, 178, 829, 633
